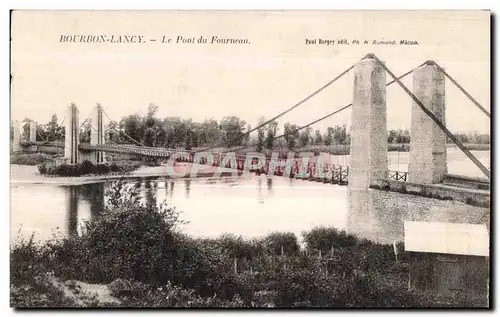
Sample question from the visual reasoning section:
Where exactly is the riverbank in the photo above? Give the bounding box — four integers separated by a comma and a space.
212, 143, 490, 156
10, 153, 59, 166
10, 163, 250, 186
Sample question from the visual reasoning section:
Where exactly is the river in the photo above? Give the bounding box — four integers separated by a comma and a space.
10, 149, 490, 244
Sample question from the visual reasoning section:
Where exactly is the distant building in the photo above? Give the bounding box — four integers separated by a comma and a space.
404, 221, 489, 304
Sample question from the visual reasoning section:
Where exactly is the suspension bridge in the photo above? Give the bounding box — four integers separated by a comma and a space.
11, 54, 490, 194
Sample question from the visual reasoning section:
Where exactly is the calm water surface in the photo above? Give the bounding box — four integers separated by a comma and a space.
10, 149, 490, 244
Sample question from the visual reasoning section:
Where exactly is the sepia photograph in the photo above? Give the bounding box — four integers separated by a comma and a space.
9, 10, 491, 308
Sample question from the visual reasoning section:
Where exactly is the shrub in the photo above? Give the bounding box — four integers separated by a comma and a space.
216, 234, 265, 260
55, 164, 78, 177
302, 226, 358, 253
171, 234, 238, 299
263, 232, 300, 256
78, 160, 94, 175
75, 205, 179, 283
109, 162, 120, 172
37, 163, 47, 174
37, 160, 138, 177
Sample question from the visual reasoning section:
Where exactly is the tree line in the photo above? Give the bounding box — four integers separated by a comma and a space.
12, 104, 490, 150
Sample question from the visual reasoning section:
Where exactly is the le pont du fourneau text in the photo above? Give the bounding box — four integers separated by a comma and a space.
59, 35, 251, 45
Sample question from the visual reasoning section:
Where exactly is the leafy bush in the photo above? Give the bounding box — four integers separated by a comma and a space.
78, 160, 94, 175
263, 232, 300, 256
109, 162, 120, 172
64, 186, 180, 284
37, 160, 140, 177
37, 163, 47, 174
55, 164, 78, 176
216, 234, 265, 260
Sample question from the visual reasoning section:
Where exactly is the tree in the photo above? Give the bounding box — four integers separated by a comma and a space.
244, 124, 252, 146
144, 127, 156, 147
283, 123, 294, 149
107, 120, 121, 143
256, 117, 266, 152
44, 114, 64, 142
299, 127, 312, 147
145, 103, 159, 128
323, 130, 333, 146
120, 114, 144, 145
387, 130, 397, 143
21, 117, 31, 140
198, 118, 221, 147
80, 120, 91, 143
219, 116, 246, 148
329, 125, 347, 145
314, 130, 323, 145
264, 120, 278, 150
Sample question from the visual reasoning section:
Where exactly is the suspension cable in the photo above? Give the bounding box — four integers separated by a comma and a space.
372, 55, 490, 179
433, 62, 490, 118
79, 107, 95, 129
35, 124, 47, 142
195, 63, 356, 153
227, 65, 419, 153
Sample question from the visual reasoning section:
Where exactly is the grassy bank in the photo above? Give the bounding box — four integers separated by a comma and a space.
10, 182, 486, 308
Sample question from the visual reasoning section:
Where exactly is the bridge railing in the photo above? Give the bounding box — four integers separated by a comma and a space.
387, 170, 409, 182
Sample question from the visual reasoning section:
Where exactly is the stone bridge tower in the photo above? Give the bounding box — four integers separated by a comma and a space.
348, 54, 388, 190
65, 103, 80, 164
90, 104, 106, 164
408, 61, 447, 183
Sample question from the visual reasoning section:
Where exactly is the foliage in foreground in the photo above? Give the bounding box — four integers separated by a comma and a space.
10, 182, 488, 308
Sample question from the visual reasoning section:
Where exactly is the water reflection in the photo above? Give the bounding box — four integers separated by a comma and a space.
10, 149, 490, 244
67, 186, 78, 237
185, 179, 191, 198
169, 181, 175, 198
11, 176, 350, 244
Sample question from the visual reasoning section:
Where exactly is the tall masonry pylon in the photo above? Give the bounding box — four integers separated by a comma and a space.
29, 120, 37, 142
348, 54, 388, 189
408, 61, 447, 183
12, 120, 21, 152
90, 103, 106, 164
65, 103, 80, 164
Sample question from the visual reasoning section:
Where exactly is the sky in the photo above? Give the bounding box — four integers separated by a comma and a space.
10, 10, 491, 134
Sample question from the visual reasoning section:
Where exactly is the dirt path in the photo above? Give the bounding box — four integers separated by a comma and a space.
49, 276, 121, 307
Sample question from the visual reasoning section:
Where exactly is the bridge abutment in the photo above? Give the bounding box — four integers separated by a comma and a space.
348, 56, 388, 190
409, 62, 447, 183
65, 103, 80, 164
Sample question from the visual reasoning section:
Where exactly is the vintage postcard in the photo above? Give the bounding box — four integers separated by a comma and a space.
9, 10, 490, 308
